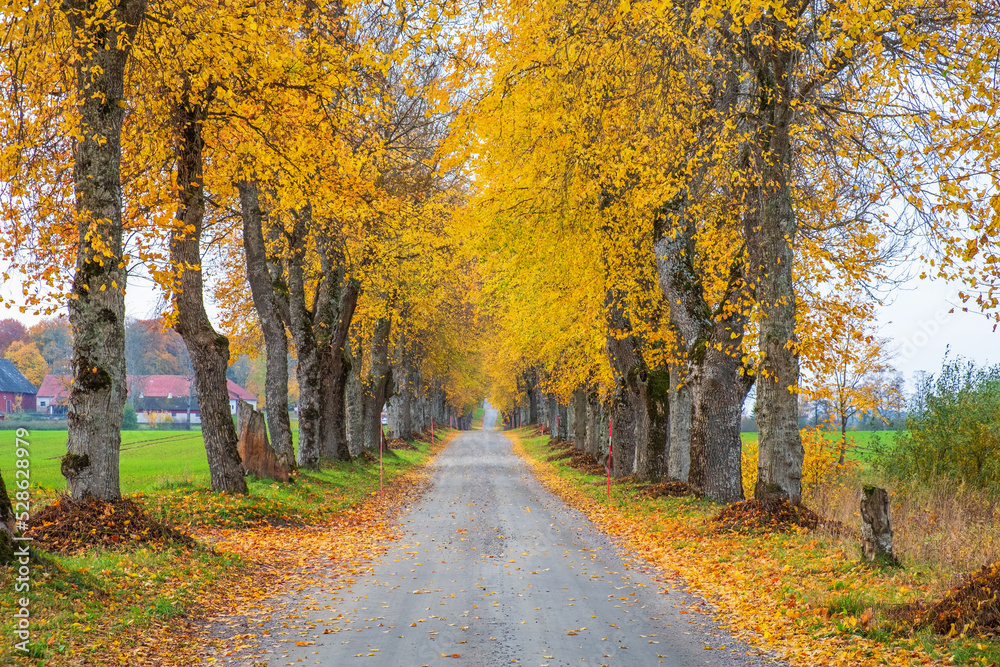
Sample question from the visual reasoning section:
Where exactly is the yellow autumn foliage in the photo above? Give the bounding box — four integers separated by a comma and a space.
742, 425, 858, 502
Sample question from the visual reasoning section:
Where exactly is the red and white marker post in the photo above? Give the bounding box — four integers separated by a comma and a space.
607, 417, 613, 503
380, 424, 384, 494
431, 416, 434, 453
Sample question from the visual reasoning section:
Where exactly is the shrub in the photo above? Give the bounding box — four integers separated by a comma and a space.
122, 404, 138, 430
876, 357, 1000, 493
742, 424, 855, 502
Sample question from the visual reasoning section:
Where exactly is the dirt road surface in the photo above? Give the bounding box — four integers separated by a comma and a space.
211, 407, 777, 667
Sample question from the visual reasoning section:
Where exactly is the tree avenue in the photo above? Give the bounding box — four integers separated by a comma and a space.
0, 0, 997, 514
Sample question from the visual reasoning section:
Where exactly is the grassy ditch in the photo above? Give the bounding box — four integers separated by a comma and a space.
514, 428, 1000, 667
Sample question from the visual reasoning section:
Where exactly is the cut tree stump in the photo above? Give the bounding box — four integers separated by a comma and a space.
236, 399, 292, 483
860, 485, 898, 565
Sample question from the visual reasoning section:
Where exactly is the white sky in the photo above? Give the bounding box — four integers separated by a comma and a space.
2, 259, 996, 385
876, 274, 997, 379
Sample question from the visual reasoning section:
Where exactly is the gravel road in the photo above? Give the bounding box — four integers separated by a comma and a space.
217, 407, 777, 666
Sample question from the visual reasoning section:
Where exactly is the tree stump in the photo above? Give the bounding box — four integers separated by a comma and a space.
236, 399, 292, 483
860, 486, 898, 565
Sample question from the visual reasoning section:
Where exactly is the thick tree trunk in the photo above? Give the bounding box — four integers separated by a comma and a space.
667, 373, 692, 482
170, 96, 246, 494
605, 330, 640, 476
283, 207, 357, 467
318, 279, 358, 461
388, 361, 411, 439
689, 345, 752, 503
237, 181, 294, 468
527, 371, 540, 424
636, 368, 669, 481
345, 338, 364, 457
585, 392, 604, 458
751, 73, 804, 503
362, 318, 393, 452
0, 467, 15, 564
654, 211, 705, 486
654, 195, 753, 498
61, 0, 146, 501
572, 389, 587, 449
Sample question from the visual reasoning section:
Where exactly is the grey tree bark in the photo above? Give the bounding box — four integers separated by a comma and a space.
667, 376, 692, 482
283, 207, 357, 467
654, 202, 752, 501
237, 181, 294, 468
749, 52, 804, 503
585, 392, 604, 458
170, 93, 247, 494
61, 0, 147, 501
317, 273, 358, 461
361, 317, 393, 452
526, 370, 540, 424
346, 337, 364, 457
605, 294, 643, 477
572, 389, 587, 449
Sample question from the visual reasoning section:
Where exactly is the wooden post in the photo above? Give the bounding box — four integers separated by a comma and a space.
860, 486, 898, 565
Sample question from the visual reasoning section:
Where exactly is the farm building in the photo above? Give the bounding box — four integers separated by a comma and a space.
36, 373, 257, 423
0, 359, 37, 414
36, 374, 72, 414
130, 375, 257, 425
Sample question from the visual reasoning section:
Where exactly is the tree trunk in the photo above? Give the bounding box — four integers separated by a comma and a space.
62, 0, 147, 501
636, 368, 669, 481
751, 63, 804, 503
667, 372, 692, 482
318, 279, 358, 461
689, 345, 752, 503
170, 94, 247, 495
236, 399, 291, 482
527, 371, 539, 424
585, 392, 604, 459
860, 486, 897, 565
653, 185, 753, 499
345, 337, 364, 457
0, 467, 15, 564
362, 317, 393, 452
237, 181, 294, 468
573, 388, 587, 448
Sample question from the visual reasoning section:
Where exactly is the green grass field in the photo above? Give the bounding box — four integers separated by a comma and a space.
3, 430, 217, 494
3, 424, 304, 495
742, 429, 899, 462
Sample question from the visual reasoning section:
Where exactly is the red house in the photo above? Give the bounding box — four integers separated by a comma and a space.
0, 359, 37, 414
36, 374, 72, 414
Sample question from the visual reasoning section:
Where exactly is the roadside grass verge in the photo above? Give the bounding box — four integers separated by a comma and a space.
0, 428, 457, 666
514, 428, 1000, 667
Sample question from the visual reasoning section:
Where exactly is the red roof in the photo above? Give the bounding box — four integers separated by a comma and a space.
39, 374, 256, 402
133, 375, 255, 402
226, 379, 256, 401
37, 374, 73, 400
